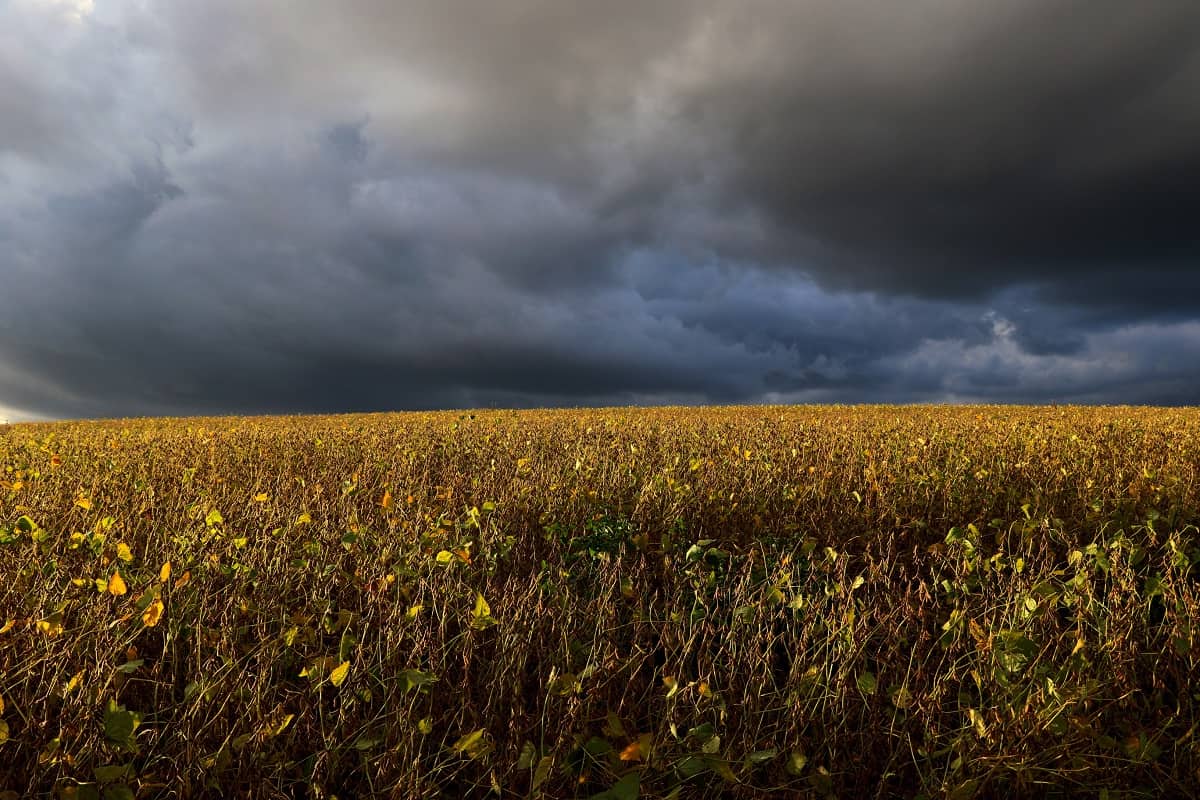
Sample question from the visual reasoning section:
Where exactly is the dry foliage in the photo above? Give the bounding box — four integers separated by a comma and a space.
1, 405, 1198, 798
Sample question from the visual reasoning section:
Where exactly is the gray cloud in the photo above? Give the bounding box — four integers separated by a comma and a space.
1, 0, 1199, 420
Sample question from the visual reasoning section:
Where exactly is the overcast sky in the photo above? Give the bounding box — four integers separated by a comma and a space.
2, 0, 1199, 421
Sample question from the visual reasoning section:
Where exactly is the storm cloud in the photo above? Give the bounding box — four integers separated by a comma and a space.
2, 0, 1199, 420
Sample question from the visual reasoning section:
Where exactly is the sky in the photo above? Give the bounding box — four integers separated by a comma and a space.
2, 0, 1199, 421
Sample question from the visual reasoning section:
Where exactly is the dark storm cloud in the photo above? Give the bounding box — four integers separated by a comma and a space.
669, 1, 1200, 302
1, 0, 1199, 420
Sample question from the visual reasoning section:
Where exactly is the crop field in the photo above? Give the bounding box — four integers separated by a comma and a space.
1, 405, 1199, 798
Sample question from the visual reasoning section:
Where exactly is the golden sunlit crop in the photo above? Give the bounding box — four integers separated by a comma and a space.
1, 405, 1199, 798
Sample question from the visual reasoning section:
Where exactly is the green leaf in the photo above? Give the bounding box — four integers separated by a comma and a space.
398, 669, 438, 693
583, 736, 613, 758
591, 772, 640, 800
746, 749, 777, 766
93, 765, 131, 783
114, 660, 143, 675
785, 750, 808, 776
995, 631, 1039, 674
532, 756, 554, 789
338, 630, 357, 662
103, 700, 140, 751
857, 671, 877, 694
204, 509, 223, 527
676, 755, 708, 779
102, 786, 135, 800
709, 757, 738, 782
517, 740, 537, 770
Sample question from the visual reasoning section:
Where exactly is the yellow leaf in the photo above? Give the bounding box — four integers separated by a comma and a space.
0, 719, 8, 745
0, 620, 14, 635
263, 711, 294, 737
37, 612, 64, 637
470, 593, 495, 629
75, 497, 92, 510
116, 543, 133, 563
253, 492, 269, 502
300, 656, 337, 679
108, 571, 127, 596
619, 741, 644, 762
174, 570, 191, 590
329, 661, 350, 687
142, 598, 164, 628
381, 490, 394, 510
159, 561, 171, 582
452, 729, 491, 758
0, 695, 4, 713
63, 670, 84, 694
968, 708, 987, 738
295, 512, 312, 526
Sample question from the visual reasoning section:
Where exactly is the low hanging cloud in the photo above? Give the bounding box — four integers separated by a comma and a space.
1, 0, 1199, 420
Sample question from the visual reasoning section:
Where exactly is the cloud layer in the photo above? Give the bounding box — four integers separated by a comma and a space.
2, 0, 1199, 419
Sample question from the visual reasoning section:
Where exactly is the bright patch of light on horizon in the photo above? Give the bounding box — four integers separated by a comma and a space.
0, 404, 34, 424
